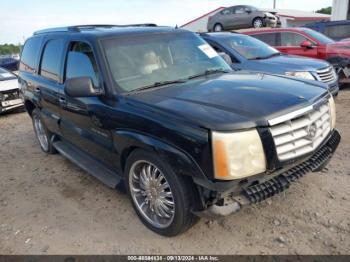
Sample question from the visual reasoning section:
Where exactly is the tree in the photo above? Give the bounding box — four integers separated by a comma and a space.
0, 44, 21, 55
316, 6, 332, 15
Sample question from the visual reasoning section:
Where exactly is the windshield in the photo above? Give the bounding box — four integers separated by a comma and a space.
102, 32, 231, 92
224, 35, 280, 60
300, 28, 335, 44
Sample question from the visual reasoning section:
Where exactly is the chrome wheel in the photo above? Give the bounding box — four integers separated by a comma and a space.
33, 114, 49, 151
253, 18, 263, 28
129, 160, 175, 228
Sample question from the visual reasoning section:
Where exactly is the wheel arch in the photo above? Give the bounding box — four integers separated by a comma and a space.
114, 130, 207, 211
24, 100, 36, 116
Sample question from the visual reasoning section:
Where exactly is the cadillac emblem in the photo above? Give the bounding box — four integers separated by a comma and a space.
306, 123, 317, 140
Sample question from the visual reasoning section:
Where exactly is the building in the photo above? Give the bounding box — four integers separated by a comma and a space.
180, 7, 225, 32
331, 0, 350, 20
181, 7, 330, 32
263, 9, 330, 27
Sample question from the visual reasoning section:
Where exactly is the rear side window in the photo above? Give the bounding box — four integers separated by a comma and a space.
20, 37, 42, 73
252, 33, 278, 46
40, 39, 65, 82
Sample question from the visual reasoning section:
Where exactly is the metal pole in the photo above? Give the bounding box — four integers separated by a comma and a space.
273, 0, 276, 9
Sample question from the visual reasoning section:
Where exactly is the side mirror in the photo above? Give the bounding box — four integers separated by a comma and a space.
300, 40, 313, 49
65, 77, 102, 97
246, 10, 252, 14
219, 52, 233, 65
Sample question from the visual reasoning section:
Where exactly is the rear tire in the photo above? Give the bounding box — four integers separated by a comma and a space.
213, 23, 223, 32
125, 149, 197, 236
32, 108, 56, 154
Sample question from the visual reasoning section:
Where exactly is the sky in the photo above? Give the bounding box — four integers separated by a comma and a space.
1, 0, 332, 44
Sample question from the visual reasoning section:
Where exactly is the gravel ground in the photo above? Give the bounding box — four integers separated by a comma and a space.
0, 90, 349, 255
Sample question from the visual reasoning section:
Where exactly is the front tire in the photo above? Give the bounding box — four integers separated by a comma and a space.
125, 149, 197, 236
253, 17, 264, 28
32, 108, 56, 154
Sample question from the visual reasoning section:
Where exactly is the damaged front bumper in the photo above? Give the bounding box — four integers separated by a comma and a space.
196, 130, 341, 219
0, 90, 23, 113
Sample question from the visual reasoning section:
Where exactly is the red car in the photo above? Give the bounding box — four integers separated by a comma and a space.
242, 27, 350, 86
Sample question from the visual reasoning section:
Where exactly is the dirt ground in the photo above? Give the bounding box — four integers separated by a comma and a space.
0, 90, 349, 255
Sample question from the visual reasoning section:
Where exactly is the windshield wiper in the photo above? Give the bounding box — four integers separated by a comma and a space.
130, 79, 187, 93
188, 68, 230, 80
249, 53, 281, 60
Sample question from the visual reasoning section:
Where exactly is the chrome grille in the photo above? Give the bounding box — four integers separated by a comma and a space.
316, 66, 336, 83
269, 102, 332, 161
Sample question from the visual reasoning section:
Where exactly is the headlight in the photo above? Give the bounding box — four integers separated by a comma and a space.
285, 71, 315, 80
212, 129, 266, 180
329, 96, 336, 129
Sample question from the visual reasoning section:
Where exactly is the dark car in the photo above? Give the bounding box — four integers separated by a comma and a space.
0, 57, 19, 71
304, 20, 350, 41
20, 25, 340, 236
207, 5, 278, 32
201, 32, 339, 95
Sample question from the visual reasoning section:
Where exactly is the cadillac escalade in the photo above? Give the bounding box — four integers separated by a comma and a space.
19, 25, 340, 236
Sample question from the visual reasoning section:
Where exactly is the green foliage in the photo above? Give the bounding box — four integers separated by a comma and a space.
0, 44, 21, 55
316, 6, 332, 15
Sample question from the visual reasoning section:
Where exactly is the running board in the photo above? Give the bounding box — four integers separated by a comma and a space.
53, 140, 122, 188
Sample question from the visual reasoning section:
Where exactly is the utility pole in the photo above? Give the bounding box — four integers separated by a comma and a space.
273, 0, 276, 9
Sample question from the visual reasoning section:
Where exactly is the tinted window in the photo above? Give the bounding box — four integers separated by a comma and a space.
252, 33, 278, 46
233, 6, 245, 14
224, 35, 279, 59
65, 42, 99, 87
280, 32, 309, 46
40, 39, 65, 82
20, 37, 42, 73
324, 24, 350, 39
221, 8, 232, 15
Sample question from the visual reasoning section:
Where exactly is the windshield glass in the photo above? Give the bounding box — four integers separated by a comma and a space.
300, 28, 335, 44
224, 35, 280, 59
102, 32, 231, 92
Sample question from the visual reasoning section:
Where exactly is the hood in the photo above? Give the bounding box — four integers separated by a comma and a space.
0, 78, 18, 92
128, 72, 328, 131
243, 54, 329, 73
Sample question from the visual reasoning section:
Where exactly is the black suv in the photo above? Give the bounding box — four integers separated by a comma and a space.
20, 25, 340, 236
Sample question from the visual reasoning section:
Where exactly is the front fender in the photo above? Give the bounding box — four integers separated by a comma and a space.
113, 130, 208, 181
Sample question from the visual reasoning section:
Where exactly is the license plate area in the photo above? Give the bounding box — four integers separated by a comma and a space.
1, 99, 23, 107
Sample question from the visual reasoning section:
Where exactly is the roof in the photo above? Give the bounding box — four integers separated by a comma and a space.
180, 7, 225, 27
239, 27, 320, 34
262, 9, 330, 21
32, 24, 186, 39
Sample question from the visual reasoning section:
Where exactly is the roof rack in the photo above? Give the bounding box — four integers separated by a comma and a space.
33, 24, 158, 35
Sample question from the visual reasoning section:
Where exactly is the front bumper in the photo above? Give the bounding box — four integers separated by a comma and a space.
196, 130, 341, 218
0, 98, 23, 113
0, 89, 23, 113
264, 17, 278, 27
